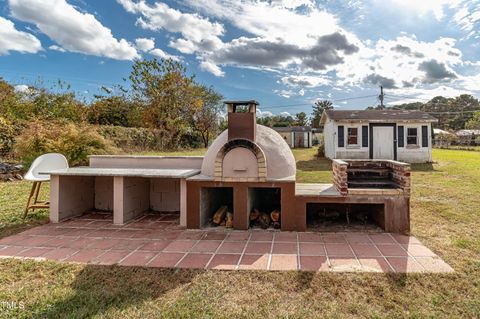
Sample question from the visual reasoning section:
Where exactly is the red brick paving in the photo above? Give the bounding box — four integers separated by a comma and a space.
299, 242, 326, 256
299, 256, 329, 271
207, 254, 241, 270
272, 242, 297, 254
325, 243, 355, 257
0, 213, 453, 273
270, 254, 298, 270
238, 254, 269, 270
350, 244, 382, 257
119, 251, 156, 266
148, 252, 184, 268
244, 242, 272, 254
95, 250, 131, 265
163, 240, 197, 253
217, 241, 246, 254
65, 249, 104, 263
329, 258, 360, 271
358, 258, 393, 272
190, 240, 222, 253
177, 253, 212, 269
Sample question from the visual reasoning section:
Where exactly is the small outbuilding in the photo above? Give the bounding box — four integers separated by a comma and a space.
272, 126, 321, 148
320, 109, 438, 163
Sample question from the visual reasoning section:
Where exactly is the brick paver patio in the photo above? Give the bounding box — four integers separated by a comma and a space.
0, 213, 453, 273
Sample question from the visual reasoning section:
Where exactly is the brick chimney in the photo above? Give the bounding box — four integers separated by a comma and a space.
225, 100, 258, 142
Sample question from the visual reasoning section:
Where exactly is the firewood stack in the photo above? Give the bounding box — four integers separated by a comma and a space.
0, 163, 23, 182
250, 208, 281, 229
211, 206, 234, 228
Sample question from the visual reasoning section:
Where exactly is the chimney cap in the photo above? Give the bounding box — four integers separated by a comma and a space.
224, 100, 259, 106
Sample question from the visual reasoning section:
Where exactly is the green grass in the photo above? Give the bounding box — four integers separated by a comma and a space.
0, 148, 479, 318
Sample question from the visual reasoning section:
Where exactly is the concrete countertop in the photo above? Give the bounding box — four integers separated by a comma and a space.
42, 167, 201, 178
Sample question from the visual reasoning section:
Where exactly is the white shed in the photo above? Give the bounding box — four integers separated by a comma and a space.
320, 109, 438, 163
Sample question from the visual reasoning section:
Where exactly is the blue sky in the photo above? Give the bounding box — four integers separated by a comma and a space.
1, 0, 479, 117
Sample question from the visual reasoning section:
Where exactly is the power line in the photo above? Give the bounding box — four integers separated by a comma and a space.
385, 94, 434, 102
260, 94, 378, 109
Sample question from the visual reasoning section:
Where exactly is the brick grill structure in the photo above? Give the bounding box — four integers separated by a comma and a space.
46, 100, 412, 235
187, 101, 412, 234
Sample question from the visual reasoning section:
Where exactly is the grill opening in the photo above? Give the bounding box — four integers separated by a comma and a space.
347, 163, 397, 189
200, 187, 234, 228
248, 187, 281, 229
306, 203, 385, 232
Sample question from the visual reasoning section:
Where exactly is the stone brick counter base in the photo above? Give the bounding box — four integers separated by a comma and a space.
0, 213, 453, 273
332, 159, 411, 196
332, 159, 348, 195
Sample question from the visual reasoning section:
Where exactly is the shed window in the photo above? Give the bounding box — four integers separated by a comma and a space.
347, 128, 358, 145
407, 128, 418, 145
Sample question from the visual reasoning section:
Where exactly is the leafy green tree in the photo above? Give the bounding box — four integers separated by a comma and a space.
187, 85, 223, 148
130, 58, 198, 148
465, 111, 480, 129
88, 95, 143, 127
391, 94, 480, 130
311, 100, 333, 128
294, 112, 308, 126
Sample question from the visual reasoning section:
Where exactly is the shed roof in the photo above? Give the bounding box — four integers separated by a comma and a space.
272, 126, 312, 132
321, 109, 437, 123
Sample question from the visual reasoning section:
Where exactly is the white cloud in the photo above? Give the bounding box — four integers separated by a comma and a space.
0, 16, 42, 55
270, 0, 314, 9
281, 75, 331, 87
337, 36, 463, 89
48, 45, 66, 52
385, 0, 459, 20
274, 89, 295, 98
256, 108, 273, 118
134, 37, 180, 60
280, 111, 292, 117
199, 60, 224, 77
14, 84, 30, 92
135, 38, 155, 52
453, 1, 480, 39
115, 0, 480, 99
149, 48, 180, 61
117, 0, 224, 54
9, 0, 139, 60
388, 85, 474, 104
185, 0, 339, 46
119, 0, 361, 77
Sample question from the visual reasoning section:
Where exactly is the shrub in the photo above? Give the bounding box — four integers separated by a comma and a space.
87, 96, 143, 127
317, 139, 325, 158
0, 117, 19, 159
317, 134, 325, 158
96, 125, 162, 151
475, 136, 480, 146
14, 120, 119, 167
96, 125, 203, 151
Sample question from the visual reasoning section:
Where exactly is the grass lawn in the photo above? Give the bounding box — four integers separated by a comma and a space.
0, 148, 479, 318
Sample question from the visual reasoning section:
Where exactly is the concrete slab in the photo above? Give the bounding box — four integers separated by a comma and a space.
0, 213, 454, 273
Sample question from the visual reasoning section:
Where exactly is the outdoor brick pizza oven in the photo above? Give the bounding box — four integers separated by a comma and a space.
186, 100, 298, 230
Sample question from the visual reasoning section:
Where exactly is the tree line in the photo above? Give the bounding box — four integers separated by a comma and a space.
0, 58, 223, 149
370, 95, 480, 130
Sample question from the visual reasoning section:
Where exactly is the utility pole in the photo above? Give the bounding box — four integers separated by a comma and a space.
379, 85, 384, 109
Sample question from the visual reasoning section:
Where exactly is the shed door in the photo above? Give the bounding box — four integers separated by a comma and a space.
372, 126, 394, 159
294, 132, 304, 148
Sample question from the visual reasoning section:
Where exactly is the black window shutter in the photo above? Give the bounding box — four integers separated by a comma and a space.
362, 126, 368, 147
338, 125, 344, 147
398, 126, 404, 147
422, 125, 428, 147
